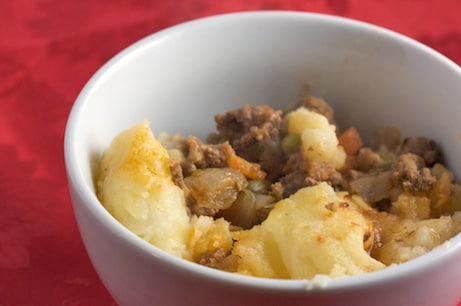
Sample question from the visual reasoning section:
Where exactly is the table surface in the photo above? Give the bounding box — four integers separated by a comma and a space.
1, 0, 461, 305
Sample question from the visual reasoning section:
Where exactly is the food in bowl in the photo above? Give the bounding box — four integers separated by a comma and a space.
96, 95, 461, 280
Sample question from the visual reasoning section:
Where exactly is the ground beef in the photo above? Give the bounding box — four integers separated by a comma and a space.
391, 153, 436, 192
307, 161, 337, 182
169, 158, 187, 191
356, 147, 381, 171
399, 137, 441, 166
273, 171, 315, 198
282, 152, 307, 174
213, 105, 286, 179
181, 136, 234, 176
215, 105, 283, 146
274, 152, 340, 197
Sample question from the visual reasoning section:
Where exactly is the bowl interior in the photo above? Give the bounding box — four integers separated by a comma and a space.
65, 11, 461, 288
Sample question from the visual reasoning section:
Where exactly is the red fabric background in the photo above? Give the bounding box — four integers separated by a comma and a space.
1, 0, 460, 305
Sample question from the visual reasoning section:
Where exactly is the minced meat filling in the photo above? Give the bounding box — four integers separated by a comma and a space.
391, 153, 436, 192
181, 136, 233, 176
162, 99, 450, 226
399, 136, 441, 166
98, 96, 461, 278
210, 104, 286, 180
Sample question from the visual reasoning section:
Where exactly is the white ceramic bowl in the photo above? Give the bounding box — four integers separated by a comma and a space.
65, 11, 461, 306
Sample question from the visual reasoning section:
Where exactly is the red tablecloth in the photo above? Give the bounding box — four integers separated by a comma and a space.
1, 0, 460, 305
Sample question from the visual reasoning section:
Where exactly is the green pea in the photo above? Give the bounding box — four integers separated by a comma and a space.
281, 133, 301, 155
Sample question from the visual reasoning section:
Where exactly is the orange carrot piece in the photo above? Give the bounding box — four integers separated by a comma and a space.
338, 127, 363, 155
228, 154, 267, 181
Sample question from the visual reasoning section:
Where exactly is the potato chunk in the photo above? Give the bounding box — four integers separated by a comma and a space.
286, 107, 345, 169
232, 182, 385, 279
187, 215, 233, 263
374, 216, 456, 265
96, 120, 190, 258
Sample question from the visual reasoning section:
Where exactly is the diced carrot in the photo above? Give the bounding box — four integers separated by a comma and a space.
228, 154, 267, 181
338, 127, 363, 155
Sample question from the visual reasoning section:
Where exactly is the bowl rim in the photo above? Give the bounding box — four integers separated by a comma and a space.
64, 10, 461, 291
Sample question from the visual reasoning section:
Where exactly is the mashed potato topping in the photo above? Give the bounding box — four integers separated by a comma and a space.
97, 120, 190, 257
96, 99, 461, 280
232, 182, 385, 279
